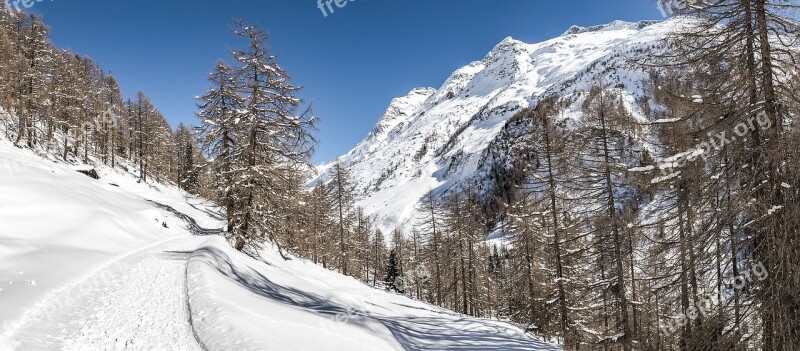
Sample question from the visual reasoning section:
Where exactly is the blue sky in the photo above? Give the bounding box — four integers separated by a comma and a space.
29, 0, 663, 163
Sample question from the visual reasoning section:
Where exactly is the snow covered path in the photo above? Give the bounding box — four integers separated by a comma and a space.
6, 236, 206, 351
0, 140, 559, 350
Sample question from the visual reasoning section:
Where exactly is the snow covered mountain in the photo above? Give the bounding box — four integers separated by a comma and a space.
312, 18, 682, 234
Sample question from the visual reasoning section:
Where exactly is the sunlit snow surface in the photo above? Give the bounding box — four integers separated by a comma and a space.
0, 138, 559, 350
0, 138, 220, 350
189, 237, 559, 350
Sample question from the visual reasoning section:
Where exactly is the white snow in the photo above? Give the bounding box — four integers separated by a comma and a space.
0, 138, 559, 350
628, 165, 656, 172
0, 138, 220, 350
188, 237, 559, 350
7, 237, 207, 350
650, 118, 682, 124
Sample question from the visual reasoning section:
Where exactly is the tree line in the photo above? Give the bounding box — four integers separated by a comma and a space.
0, 8, 205, 192
452, 1, 800, 349
267, 1, 800, 350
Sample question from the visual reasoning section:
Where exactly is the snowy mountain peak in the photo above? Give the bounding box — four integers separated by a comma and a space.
364, 87, 436, 144
409, 86, 438, 95
312, 17, 682, 233
493, 36, 525, 49
484, 36, 529, 60
561, 19, 660, 36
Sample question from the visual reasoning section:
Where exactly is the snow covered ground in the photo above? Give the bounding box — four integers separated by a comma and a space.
188, 236, 559, 350
0, 138, 221, 350
7, 237, 207, 350
0, 140, 560, 350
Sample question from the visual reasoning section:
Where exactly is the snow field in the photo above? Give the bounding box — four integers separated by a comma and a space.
187, 237, 560, 350
1, 137, 559, 350
6, 237, 207, 350
0, 138, 221, 350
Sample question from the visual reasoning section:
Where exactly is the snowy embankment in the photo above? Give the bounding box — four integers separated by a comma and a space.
0, 138, 221, 349
188, 237, 560, 351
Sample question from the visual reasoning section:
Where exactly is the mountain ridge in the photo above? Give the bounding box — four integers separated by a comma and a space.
312, 18, 682, 234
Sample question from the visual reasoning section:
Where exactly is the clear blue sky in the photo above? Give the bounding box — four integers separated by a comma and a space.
29, 0, 663, 164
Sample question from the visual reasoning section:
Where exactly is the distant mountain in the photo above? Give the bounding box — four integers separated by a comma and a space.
311, 18, 686, 234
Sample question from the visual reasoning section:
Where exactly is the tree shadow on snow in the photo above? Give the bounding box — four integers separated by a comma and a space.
146, 200, 223, 236
192, 246, 561, 351
379, 316, 561, 350
188, 202, 226, 221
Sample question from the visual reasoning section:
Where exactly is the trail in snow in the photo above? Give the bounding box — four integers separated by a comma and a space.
6, 237, 206, 351
0, 138, 559, 350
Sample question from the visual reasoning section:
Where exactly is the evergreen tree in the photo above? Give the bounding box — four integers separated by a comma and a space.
371, 229, 387, 286
384, 249, 404, 294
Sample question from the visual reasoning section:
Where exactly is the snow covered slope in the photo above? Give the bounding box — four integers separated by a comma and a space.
0, 137, 220, 324
188, 236, 559, 350
0, 138, 222, 349
0, 139, 558, 350
311, 19, 682, 233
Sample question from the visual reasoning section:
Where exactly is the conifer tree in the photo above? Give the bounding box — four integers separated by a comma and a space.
384, 249, 404, 293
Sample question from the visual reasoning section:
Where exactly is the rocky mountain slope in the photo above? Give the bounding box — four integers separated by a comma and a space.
312, 18, 685, 234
